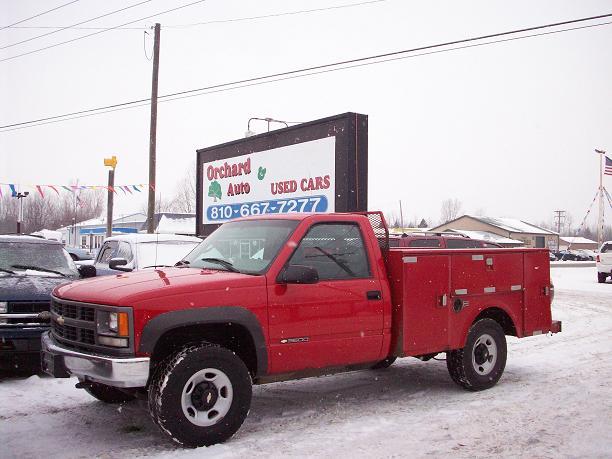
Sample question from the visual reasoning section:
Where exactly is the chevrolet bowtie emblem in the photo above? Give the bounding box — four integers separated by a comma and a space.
56, 315, 65, 325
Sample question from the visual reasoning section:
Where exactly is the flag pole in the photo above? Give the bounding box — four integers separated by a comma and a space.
595, 149, 606, 247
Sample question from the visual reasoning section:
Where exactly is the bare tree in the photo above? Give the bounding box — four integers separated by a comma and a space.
0, 189, 104, 234
440, 198, 462, 224
170, 163, 196, 213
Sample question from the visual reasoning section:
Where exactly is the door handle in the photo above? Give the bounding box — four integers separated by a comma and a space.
366, 290, 381, 300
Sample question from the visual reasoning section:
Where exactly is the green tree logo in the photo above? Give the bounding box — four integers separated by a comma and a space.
208, 181, 222, 201
258, 166, 267, 180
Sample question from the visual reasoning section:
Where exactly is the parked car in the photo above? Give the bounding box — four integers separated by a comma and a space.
65, 246, 95, 261
596, 241, 612, 283
554, 250, 581, 261
548, 251, 557, 261
91, 234, 201, 276
576, 249, 596, 261
389, 232, 502, 249
0, 235, 95, 370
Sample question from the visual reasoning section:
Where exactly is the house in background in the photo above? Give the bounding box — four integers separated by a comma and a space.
558, 236, 598, 251
430, 215, 559, 249
57, 212, 147, 248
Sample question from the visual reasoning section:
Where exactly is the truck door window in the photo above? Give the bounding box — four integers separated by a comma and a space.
446, 239, 481, 249
97, 241, 118, 264
288, 223, 371, 280
116, 241, 134, 262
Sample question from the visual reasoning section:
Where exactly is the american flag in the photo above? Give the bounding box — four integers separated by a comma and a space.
606, 155, 612, 176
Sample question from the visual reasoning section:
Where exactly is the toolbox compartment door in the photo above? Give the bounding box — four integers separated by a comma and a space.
401, 254, 451, 355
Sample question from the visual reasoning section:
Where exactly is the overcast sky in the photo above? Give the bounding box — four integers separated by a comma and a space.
1, 0, 611, 228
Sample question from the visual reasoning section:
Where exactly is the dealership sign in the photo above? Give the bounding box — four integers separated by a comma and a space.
202, 137, 335, 225
196, 112, 368, 236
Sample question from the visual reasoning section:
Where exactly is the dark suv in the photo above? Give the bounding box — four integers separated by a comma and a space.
0, 235, 95, 370
389, 232, 502, 249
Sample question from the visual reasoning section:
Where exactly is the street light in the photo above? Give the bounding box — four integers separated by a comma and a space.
12, 191, 29, 234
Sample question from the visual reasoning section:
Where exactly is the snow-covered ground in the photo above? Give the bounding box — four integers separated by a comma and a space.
1, 267, 610, 458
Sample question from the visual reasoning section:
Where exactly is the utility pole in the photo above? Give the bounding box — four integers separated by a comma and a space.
595, 149, 606, 247
399, 200, 404, 230
553, 210, 565, 251
104, 156, 118, 237
147, 23, 161, 233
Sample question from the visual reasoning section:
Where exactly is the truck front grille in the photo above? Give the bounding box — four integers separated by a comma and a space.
0, 301, 50, 327
51, 301, 95, 322
49, 298, 133, 356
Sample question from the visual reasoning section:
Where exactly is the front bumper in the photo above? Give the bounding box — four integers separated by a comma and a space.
41, 332, 150, 388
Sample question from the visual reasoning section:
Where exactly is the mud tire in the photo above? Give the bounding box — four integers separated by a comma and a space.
148, 343, 252, 447
446, 318, 507, 391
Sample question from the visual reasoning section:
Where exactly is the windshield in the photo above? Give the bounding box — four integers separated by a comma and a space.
137, 241, 200, 268
0, 241, 78, 277
182, 219, 299, 274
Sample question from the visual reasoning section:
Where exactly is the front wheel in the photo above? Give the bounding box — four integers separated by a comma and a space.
148, 343, 252, 447
446, 318, 507, 391
598, 272, 607, 283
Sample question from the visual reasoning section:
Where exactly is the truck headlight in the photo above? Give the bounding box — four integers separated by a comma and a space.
97, 310, 130, 347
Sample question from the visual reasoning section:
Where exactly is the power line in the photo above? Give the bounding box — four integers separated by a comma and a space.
1, 0, 388, 31
2, 14, 611, 132
0, 0, 208, 63
165, 0, 388, 28
0, 0, 152, 50
0, 0, 82, 31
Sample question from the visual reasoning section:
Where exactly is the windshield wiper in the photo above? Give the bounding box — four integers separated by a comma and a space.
200, 258, 240, 273
11, 264, 66, 277
141, 264, 172, 269
0, 268, 16, 274
312, 247, 356, 277
174, 260, 190, 267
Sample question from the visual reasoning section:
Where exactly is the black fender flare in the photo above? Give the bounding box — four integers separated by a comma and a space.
139, 307, 268, 376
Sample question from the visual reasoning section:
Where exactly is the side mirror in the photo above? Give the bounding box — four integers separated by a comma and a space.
109, 257, 132, 272
277, 265, 319, 284
78, 264, 97, 278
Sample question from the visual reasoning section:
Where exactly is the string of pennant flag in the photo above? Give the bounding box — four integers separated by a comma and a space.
0, 182, 154, 198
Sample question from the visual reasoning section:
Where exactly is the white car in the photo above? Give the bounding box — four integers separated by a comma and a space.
596, 241, 612, 283
92, 234, 202, 276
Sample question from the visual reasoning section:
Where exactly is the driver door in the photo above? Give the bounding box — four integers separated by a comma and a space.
267, 222, 384, 374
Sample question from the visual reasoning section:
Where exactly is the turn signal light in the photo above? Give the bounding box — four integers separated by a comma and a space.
117, 312, 129, 337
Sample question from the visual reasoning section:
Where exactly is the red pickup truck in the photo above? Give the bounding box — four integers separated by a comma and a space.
41, 212, 561, 447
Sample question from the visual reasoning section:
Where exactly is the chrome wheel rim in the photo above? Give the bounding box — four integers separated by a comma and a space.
471, 333, 497, 376
181, 368, 233, 426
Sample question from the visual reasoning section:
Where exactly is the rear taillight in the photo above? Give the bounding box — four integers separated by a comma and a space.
596, 255, 600, 262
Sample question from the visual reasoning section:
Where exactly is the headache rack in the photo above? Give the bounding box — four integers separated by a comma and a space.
353, 211, 389, 253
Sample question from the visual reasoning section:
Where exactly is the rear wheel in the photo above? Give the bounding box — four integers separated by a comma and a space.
598, 272, 607, 283
148, 343, 252, 447
446, 318, 507, 391
84, 382, 136, 403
